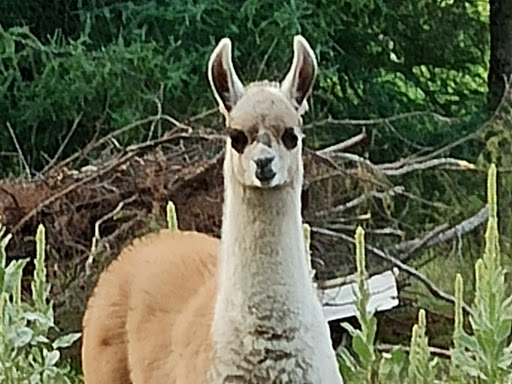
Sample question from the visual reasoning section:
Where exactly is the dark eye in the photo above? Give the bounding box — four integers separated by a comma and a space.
282, 127, 298, 150
228, 129, 249, 154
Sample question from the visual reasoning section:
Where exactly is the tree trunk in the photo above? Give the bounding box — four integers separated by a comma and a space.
488, 0, 512, 110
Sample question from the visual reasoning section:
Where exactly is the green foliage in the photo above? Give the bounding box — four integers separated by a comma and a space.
0, 224, 81, 383
340, 165, 512, 384
451, 164, 512, 384
339, 227, 377, 382
0, 24, 189, 174
407, 310, 438, 383
0, 0, 490, 175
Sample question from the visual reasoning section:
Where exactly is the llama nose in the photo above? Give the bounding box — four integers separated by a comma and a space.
254, 156, 276, 182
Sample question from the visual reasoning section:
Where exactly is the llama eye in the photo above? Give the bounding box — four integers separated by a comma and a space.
228, 129, 249, 154
281, 128, 298, 150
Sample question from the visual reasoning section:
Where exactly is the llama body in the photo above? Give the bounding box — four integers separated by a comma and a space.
81, 36, 343, 384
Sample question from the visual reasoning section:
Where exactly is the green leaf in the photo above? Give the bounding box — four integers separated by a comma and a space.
338, 347, 360, 373
23, 311, 54, 328
44, 350, 60, 367
352, 333, 373, 366
10, 326, 34, 348
3, 259, 28, 295
340, 321, 358, 336
52, 333, 81, 349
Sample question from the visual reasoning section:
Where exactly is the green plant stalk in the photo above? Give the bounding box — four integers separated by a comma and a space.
32, 224, 48, 313
356, 227, 376, 382
451, 164, 512, 383
408, 309, 436, 384
450, 273, 464, 381
166, 201, 178, 232
302, 223, 313, 274
338, 227, 377, 383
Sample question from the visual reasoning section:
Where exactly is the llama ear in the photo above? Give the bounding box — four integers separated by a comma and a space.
208, 38, 245, 115
281, 35, 317, 114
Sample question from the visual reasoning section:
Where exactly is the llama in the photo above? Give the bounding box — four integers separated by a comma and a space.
81, 35, 343, 384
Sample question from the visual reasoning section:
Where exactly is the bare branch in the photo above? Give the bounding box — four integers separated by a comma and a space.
311, 226, 473, 315
392, 207, 488, 258
6, 122, 31, 178
183, 108, 218, 124
304, 111, 457, 130
256, 37, 278, 79
321, 224, 405, 238
147, 84, 164, 141
328, 152, 380, 171
56, 113, 193, 170
86, 194, 138, 274
379, 158, 477, 176
383, 120, 433, 150
315, 186, 405, 217
42, 113, 83, 174
317, 131, 368, 155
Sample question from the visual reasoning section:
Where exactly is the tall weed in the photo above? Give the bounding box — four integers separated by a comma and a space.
340, 164, 512, 384
0, 224, 81, 383
450, 164, 512, 383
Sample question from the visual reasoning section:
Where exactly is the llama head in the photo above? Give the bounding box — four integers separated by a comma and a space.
208, 35, 317, 189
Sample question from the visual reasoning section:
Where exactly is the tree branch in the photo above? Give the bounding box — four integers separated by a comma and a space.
6, 122, 31, 178
392, 207, 488, 259
311, 226, 474, 316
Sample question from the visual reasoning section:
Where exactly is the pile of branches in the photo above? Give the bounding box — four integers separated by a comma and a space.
1, 99, 504, 338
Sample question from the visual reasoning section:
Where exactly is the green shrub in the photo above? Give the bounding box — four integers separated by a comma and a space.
0, 224, 81, 383
0, 0, 490, 175
340, 164, 512, 384
451, 164, 512, 383
0, 25, 191, 174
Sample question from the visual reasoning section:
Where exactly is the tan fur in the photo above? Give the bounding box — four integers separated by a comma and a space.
82, 230, 218, 383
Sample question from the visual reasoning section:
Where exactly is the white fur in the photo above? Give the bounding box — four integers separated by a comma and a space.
208, 35, 344, 384
209, 143, 342, 383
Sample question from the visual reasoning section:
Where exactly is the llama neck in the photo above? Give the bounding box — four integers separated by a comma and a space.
212, 146, 323, 340
209, 157, 340, 382
216, 172, 314, 315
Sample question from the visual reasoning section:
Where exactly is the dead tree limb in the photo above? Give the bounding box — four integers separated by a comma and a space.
378, 158, 477, 176
392, 207, 488, 258
315, 186, 405, 217
304, 111, 457, 129
311, 226, 474, 315
42, 113, 83, 174
317, 131, 368, 155
9, 151, 137, 236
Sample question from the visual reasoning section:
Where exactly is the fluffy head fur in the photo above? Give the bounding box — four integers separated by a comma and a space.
208, 36, 316, 189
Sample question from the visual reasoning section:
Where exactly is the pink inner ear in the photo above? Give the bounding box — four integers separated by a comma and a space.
296, 55, 314, 104
213, 58, 229, 99
212, 57, 233, 112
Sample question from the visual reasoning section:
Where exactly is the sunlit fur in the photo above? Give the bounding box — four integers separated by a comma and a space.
82, 230, 218, 383
81, 36, 343, 384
